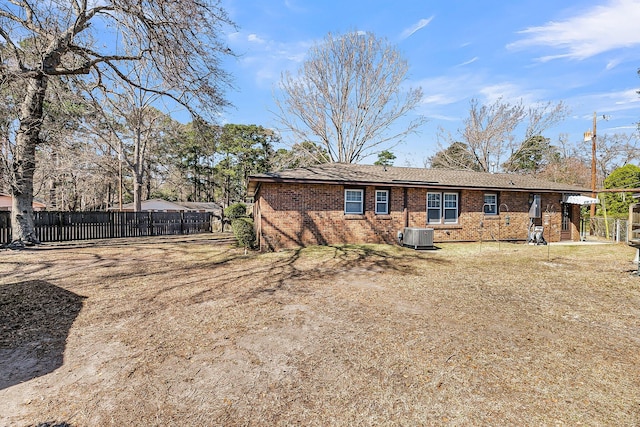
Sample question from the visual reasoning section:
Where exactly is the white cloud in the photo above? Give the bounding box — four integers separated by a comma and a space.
583, 89, 639, 109
417, 74, 542, 109
228, 32, 242, 42
455, 57, 479, 67
228, 31, 315, 87
416, 74, 476, 106
400, 17, 434, 40
612, 88, 640, 107
247, 34, 266, 44
427, 113, 461, 122
564, 89, 640, 130
478, 83, 539, 105
421, 93, 459, 105
283, 0, 307, 13
608, 125, 638, 131
508, 0, 640, 61
606, 59, 621, 70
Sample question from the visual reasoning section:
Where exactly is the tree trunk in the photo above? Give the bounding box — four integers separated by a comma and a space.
146, 162, 151, 200
133, 121, 144, 212
10, 76, 48, 245
133, 173, 143, 212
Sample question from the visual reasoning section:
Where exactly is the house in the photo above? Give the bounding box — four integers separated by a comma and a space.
115, 199, 222, 215
247, 163, 593, 251
0, 193, 47, 211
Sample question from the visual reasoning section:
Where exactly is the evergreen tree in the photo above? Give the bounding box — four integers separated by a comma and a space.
602, 164, 640, 218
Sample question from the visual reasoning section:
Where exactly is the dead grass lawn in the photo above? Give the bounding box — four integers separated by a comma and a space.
1, 234, 639, 426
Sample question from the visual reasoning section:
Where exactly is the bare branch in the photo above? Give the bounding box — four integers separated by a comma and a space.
435, 98, 566, 173
0, 27, 26, 73
1, 0, 235, 241
525, 101, 569, 139
461, 98, 526, 172
275, 31, 426, 163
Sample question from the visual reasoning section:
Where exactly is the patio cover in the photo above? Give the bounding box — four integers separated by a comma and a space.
564, 195, 600, 205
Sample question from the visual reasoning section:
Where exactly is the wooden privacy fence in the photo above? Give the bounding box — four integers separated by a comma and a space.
0, 211, 214, 244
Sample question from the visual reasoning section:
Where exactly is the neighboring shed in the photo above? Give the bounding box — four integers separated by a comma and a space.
115, 199, 222, 214
247, 163, 592, 251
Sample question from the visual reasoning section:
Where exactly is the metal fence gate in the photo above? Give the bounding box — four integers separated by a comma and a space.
583, 217, 629, 243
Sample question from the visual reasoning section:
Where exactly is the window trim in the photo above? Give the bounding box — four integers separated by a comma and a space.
375, 189, 390, 215
427, 191, 459, 225
443, 192, 459, 224
484, 193, 498, 215
427, 192, 442, 224
344, 188, 364, 214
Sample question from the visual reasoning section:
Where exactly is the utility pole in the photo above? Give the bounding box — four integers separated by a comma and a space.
584, 112, 597, 218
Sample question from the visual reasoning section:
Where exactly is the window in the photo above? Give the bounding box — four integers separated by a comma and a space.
443, 193, 458, 223
375, 190, 389, 214
484, 193, 497, 215
427, 192, 458, 224
427, 193, 441, 224
345, 189, 364, 214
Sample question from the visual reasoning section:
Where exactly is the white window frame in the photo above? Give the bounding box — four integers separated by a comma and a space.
344, 189, 364, 214
427, 192, 459, 224
427, 192, 442, 224
484, 193, 497, 215
375, 189, 389, 215
443, 192, 458, 224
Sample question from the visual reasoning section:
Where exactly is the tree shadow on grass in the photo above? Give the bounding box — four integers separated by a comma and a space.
0, 280, 85, 390
236, 244, 451, 301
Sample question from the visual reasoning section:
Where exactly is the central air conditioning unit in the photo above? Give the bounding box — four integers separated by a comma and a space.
400, 227, 434, 249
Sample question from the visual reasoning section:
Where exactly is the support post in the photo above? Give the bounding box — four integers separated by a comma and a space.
590, 112, 597, 219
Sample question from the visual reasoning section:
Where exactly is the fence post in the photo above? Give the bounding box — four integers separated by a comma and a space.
148, 211, 153, 236
109, 211, 114, 238
57, 211, 62, 242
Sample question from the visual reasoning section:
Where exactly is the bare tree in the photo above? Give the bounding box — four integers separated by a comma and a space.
82, 62, 178, 212
435, 98, 567, 172
582, 132, 640, 179
1, 73, 94, 207
34, 137, 114, 211
524, 101, 569, 140
528, 134, 590, 187
275, 31, 425, 164
272, 141, 330, 170
461, 98, 526, 172
0, 0, 233, 244
540, 156, 591, 187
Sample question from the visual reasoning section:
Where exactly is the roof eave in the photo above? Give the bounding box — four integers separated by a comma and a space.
247, 175, 587, 194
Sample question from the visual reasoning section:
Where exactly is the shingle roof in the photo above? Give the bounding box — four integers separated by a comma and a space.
179, 201, 222, 212
116, 199, 221, 212
248, 163, 589, 195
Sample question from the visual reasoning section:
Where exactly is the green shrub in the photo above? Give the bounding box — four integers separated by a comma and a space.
232, 217, 256, 249
224, 202, 248, 221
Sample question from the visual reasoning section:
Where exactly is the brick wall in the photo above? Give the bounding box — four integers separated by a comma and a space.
255, 182, 574, 251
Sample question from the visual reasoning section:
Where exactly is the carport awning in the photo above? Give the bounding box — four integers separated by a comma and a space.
564, 195, 600, 205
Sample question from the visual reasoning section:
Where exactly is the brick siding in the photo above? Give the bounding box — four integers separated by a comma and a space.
255, 182, 578, 251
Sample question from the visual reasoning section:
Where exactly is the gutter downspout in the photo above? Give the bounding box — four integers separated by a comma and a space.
403, 187, 409, 228
253, 182, 262, 250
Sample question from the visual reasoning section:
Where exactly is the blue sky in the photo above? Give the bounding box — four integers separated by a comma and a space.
219, 0, 640, 166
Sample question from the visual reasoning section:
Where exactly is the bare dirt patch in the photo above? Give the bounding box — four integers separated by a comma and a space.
1, 235, 639, 425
